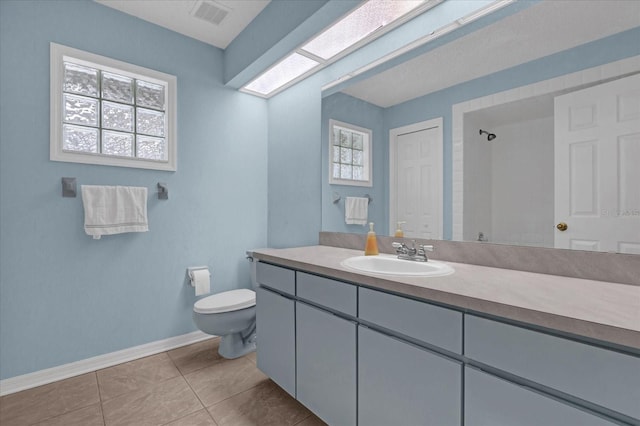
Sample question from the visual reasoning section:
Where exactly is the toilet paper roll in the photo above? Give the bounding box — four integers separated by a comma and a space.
191, 269, 210, 296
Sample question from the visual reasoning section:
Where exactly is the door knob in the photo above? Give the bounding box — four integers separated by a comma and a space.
556, 222, 568, 232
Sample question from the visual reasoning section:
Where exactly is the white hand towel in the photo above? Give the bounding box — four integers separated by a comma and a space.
345, 196, 368, 226
81, 185, 149, 239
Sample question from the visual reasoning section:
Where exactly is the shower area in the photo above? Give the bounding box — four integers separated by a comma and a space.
462, 95, 555, 247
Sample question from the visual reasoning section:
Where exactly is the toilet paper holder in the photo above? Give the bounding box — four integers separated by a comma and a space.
187, 266, 210, 286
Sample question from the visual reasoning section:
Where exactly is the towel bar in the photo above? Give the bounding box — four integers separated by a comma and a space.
59, 178, 169, 200
332, 193, 372, 204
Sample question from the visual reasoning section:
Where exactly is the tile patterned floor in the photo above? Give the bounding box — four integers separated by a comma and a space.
0, 338, 327, 426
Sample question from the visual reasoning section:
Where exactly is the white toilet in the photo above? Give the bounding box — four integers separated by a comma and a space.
192, 255, 257, 359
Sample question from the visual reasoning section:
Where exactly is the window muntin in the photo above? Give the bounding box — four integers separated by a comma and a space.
329, 119, 372, 187
51, 43, 176, 171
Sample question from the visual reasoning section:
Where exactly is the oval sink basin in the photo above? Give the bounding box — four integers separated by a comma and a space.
340, 255, 454, 277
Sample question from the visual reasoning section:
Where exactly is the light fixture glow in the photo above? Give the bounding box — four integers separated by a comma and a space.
301, 0, 426, 60
244, 53, 320, 96
242, 0, 514, 98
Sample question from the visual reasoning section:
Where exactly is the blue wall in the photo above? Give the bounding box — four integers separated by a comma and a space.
321, 93, 386, 234
266, 74, 324, 248
0, 0, 268, 379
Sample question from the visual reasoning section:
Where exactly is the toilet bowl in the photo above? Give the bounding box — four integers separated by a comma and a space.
192, 255, 258, 359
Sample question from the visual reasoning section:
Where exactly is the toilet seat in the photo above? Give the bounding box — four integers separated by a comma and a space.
194, 289, 256, 314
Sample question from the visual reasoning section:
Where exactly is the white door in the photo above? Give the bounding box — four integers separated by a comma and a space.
554, 73, 640, 253
390, 118, 443, 239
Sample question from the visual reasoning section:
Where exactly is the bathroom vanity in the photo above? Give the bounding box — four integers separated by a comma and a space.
253, 245, 639, 426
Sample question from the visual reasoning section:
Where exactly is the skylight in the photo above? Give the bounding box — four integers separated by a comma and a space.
301, 0, 426, 60
241, 0, 431, 97
244, 53, 320, 95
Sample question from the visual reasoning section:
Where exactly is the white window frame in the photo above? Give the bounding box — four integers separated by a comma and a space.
50, 43, 177, 171
328, 119, 373, 187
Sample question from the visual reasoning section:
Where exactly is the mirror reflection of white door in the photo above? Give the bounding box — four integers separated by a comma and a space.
554, 73, 640, 253
390, 118, 443, 239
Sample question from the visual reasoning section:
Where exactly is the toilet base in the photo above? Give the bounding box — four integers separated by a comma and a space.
219, 331, 256, 359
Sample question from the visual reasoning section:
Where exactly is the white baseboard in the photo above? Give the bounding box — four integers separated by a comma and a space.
0, 330, 213, 396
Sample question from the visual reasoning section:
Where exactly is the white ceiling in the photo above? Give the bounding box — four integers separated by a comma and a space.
341, 0, 640, 107
95, 0, 270, 49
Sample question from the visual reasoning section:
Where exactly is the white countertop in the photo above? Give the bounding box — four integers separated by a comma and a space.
253, 245, 640, 350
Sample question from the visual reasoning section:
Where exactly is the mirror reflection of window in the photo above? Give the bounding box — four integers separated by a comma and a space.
329, 119, 372, 187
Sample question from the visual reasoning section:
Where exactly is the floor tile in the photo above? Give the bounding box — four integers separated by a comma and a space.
184, 358, 268, 407
0, 373, 99, 426
207, 380, 312, 426
102, 375, 202, 426
165, 408, 218, 426
294, 413, 327, 426
244, 351, 257, 365
168, 338, 225, 375
32, 403, 104, 426
97, 352, 181, 401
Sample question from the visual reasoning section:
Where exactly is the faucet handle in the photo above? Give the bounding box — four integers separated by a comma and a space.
392, 241, 409, 255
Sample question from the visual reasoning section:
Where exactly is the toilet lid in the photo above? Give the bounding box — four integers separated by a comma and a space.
194, 289, 256, 314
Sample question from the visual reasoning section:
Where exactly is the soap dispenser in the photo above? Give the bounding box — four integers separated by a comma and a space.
394, 221, 406, 238
364, 222, 379, 256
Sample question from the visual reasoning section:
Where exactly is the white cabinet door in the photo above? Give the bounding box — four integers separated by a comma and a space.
554, 73, 640, 252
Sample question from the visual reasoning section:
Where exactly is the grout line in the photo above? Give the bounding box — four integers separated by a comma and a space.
205, 408, 220, 426
293, 412, 314, 425
181, 363, 208, 412
94, 371, 107, 426
98, 397, 107, 426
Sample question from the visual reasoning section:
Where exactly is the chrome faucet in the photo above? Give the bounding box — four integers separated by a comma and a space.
392, 240, 434, 262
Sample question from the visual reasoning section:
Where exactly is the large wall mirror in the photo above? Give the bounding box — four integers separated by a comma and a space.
321, 0, 640, 254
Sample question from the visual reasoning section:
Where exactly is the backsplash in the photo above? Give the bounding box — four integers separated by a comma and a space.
319, 232, 640, 286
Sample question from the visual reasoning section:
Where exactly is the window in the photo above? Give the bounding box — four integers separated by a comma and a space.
329, 119, 372, 187
50, 43, 177, 171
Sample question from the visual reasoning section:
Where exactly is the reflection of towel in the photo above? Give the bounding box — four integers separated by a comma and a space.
81, 185, 148, 239
345, 197, 368, 225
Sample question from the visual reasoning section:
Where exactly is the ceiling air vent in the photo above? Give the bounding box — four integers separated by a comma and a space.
190, 0, 231, 26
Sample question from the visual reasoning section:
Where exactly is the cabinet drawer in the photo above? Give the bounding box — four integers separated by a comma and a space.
359, 287, 462, 354
297, 272, 357, 316
256, 262, 295, 296
465, 367, 616, 426
465, 315, 640, 419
